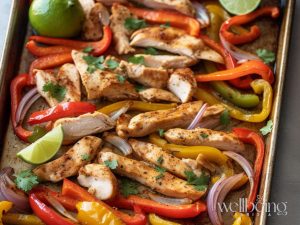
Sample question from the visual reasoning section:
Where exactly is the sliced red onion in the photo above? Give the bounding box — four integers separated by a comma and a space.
110, 104, 131, 121
207, 173, 244, 225
15, 88, 38, 125
45, 195, 78, 222
0, 167, 30, 213
187, 103, 208, 130
99, 7, 110, 26
148, 192, 193, 205
104, 134, 132, 155
19, 93, 41, 124
220, 33, 260, 62
192, 1, 210, 28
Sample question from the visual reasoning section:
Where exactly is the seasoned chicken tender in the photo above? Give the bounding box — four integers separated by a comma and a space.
139, 88, 180, 103
168, 68, 197, 103
78, 163, 118, 200
117, 60, 169, 88
110, 4, 135, 54
130, 27, 224, 63
98, 152, 204, 200
165, 128, 245, 152
33, 136, 102, 182
35, 64, 81, 107
129, 139, 201, 178
72, 50, 138, 100
54, 111, 115, 144
136, 54, 198, 69
95, 0, 128, 6
116, 101, 225, 138
132, 0, 195, 16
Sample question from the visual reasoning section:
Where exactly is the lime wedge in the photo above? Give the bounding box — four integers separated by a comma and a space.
17, 125, 63, 165
219, 0, 261, 15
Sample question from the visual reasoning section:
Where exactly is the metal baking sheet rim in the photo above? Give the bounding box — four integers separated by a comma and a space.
0, 1, 295, 225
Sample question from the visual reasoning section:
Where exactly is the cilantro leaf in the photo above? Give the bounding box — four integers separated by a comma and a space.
160, 22, 171, 28
42, 82, 66, 102
106, 59, 119, 70
81, 154, 90, 161
157, 156, 164, 165
158, 129, 165, 137
128, 56, 145, 65
120, 178, 139, 197
83, 46, 93, 53
28, 126, 47, 143
260, 120, 273, 136
220, 109, 230, 126
135, 84, 146, 92
116, 75, 127, 84
144, 47, 158, 55
200, 133, 209, 139
155, 166, 166, 180
14, 170, 39, 192
104, 160, 118, 169
256, 49, 275, 64
83, 55, 105, 73
184, 170, 209, 191
124, 17, 147, 30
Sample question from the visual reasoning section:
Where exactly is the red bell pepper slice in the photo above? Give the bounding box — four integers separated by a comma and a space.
128, 6, 201, 37
232, 128, 265, 211
106, 195, 207, 219
220, 7, 280, 45
29, 25, 112, 56
26, 40, 74, 57
28, 102, 96, 125
29, 192, 76, 225
62, 179, 147, 225
195, 60, 274, 87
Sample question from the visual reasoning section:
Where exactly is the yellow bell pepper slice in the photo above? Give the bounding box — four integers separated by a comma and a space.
2, 214, 44, 225
76, 201, 124, 225
149, 213, 181, 225
232, 212, 252, 225
195, 79, 273, 123
0, 201, 13, 225
98, 101, 176, 115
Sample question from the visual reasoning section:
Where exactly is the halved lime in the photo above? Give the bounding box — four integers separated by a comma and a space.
17, 125, 63, 165
219, 0, 261, 15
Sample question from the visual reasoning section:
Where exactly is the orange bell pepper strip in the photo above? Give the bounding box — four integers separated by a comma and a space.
195, 60, 274, 87
128, 6, 201, 36
232, 128, 265, 211
62, 179, 147, 225
220, 7, 280, 45
26, 40, 74, 57
29, 25, 112, 56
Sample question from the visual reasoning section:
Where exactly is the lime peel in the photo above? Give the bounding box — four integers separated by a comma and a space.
219, 0, 261, 15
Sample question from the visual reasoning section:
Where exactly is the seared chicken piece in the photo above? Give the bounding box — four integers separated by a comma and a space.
130, 27, 223, 63
79, 0, 95, 16
165, 128, 245, 152
34, 136, 102, 182
78, 163, 118, 200
110, 4, 136, 54
98, 152, 204, 200
35, 64, 81, 107
116, 101, 225, 138
139, 88, 180, 103
72, 50, 138, 100
95, 0, 128, 6
168, 68, 197, 103
54, 111, 115, 144
117, 60, 169, 88
136, 54, 198, 69
132, 0, 195, 16
129, 139, 201, 178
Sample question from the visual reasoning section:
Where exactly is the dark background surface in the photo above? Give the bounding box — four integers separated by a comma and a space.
0, 1, 299, 224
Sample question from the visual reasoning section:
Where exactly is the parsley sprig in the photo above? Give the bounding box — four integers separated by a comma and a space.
185, 170, 209, 191
256, 49, 275, 64
43, 82, 66, 102
155, 166, 166, 180
120, 178, 139, 197
14, 170, 39, 192
104, 160, 118, 170
124, 17, 147, 30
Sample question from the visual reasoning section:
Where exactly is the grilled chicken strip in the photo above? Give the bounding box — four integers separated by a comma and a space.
132, 0, 195, 16
110, 4, 136, 54
35, 64, 81, 107
95, 0, 128, 6
34, 136, 102, 182
72, 50, 138, 100
98, 152, 204, 200
117, 60, 169, 88
130, 27, 223, 63
78, 163, 118, 200
129, 139, 201, 178
168, 68, 197, 103
165, 128, 245, 152
116, 101, 225, 138
135, 54, 198, 69
54, 111, 115, 144
139, 88, 180, 103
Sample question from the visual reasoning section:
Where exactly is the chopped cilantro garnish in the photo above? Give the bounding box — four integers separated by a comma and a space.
158, 129, 165, 137
14, 170, 39, 192
116, 74, 126, 84
81, 154, 90, 161
155, 166, 166, 180
83, 55, 105, 73
124, 17, 147, 30
256, 49, 275, 64
157, 156, 164, 165
83, 46, 93, 53
42, 82, 66, 102
260, 120, 273, 136
184, 170, 209, 191
135, 84, 146, 92
104, 160, 118, 169
120, 178, 139, 197
128, 56, 145, 65
160, 22, 171, 28
220, 109, 230, 126
200, 133, 209, 139
144, 47, 158, 55
106, 59, 119, 70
